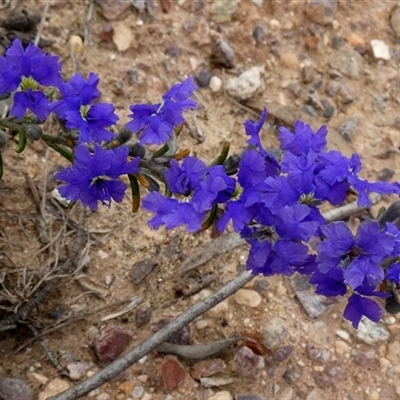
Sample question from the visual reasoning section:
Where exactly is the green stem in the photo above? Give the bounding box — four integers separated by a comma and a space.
210, 142, 230, 166
15, 129, 27, 153
45, 141, 74, 163
0, 117, 23, 132
152, 143, 170, 159
201, 205, 219, 231
128, 174, 141, 212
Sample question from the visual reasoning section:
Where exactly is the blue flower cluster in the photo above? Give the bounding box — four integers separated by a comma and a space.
2, 38, 400, 329
0, 39, 197, 212
140, 108, 400, 328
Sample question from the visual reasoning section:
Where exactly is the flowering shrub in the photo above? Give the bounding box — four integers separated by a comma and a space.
1, 38, 400, 329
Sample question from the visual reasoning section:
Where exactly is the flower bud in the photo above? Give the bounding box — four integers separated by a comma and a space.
377, 201, 400, 228
24, 124, 43, 141
223, 154, 240, 175
128, 143, 146, 159
116, 127, 133, 145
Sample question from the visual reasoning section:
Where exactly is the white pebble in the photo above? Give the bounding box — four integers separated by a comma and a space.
132, 386, 145, 398
210, 76, 222, 92
370, 39, 391, 60
335, 329, 350, 341
270, 19, 280, 30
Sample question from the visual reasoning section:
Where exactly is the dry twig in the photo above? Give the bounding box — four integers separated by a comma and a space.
34, 0, 50, 46
0, 208, 86, 331
48, 270, 254, 400
14, 297, 136, 353
28, 323, 68, 375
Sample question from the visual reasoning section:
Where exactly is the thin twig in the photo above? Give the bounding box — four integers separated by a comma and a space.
28, 324, 68, 375
34, 0, 51, 46
83, 0, 94, 51
14, 298, 135, 354
0, 209, 86, 331
322, 193, 381, 222
40, 124, 52, 218
48, 270, 254, 400
192, 114, 205, 143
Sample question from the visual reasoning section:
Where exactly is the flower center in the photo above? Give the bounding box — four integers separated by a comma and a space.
20, 76, 38, 91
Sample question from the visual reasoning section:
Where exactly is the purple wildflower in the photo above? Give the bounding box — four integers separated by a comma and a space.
244, 108, 280, 175
51, 72, 118, 143
317, 221, 394, 289
278, 120, 327, 156
343, 294, 381, 329
142, 156, 234, 232
0, 38, 62, 121
386, 263, 400, 285
126, 77, 198, 145
55, 145, 139, 211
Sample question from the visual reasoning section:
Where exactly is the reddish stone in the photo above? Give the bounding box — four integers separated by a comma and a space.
100, 0, 130, 20
95, 324, 132, 363
152, 316, 190, 345
190, 359, 225, 380
160, 0, 172, 13
161, 356, 186, 391
235, 346, 265, 378
0, 378, 33, 400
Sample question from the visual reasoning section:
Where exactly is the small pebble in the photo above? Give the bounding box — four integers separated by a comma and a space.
234, 289, 262, 308
136, 306, 152, 328
196, 68, 212, 87
207, 391, 233, 400
321, 99, 334, 118
132, 386, 145, 398
334, 340, 350, 355
370, 39, 391, 60
301, 65, 315, 84
38, 379, 70, 400
274, 345, 294, 362
235, 395, 264, 400
210, 76, 222, 92
235, 346, 265, 378
338, 115, 359, 142
270, 19, 280, 30
356, 318, 390, 344
225, 66, 262, 100
253, 278, 270, 293
0, 378, 33, 400
96, 394, 111, 400
301, 105, 318, 117
282, 365, 301, 384
378, 168, 395, 182
49, 307, 65, 320
335, 329, 350, 341
287, 83, 302, 98
263, 317, 288, 349
306, 0, 338, 25
277, 387, 294, 400
253, 25, 266, 44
